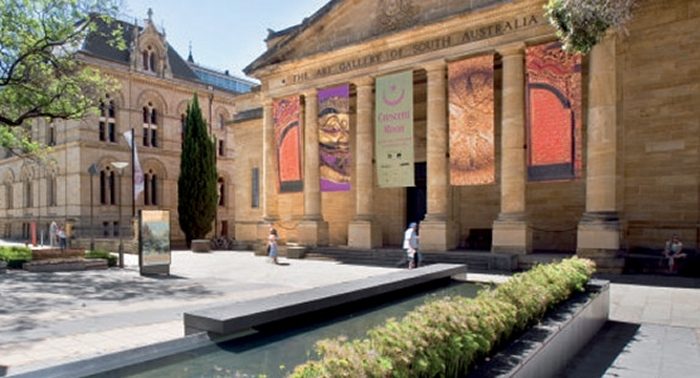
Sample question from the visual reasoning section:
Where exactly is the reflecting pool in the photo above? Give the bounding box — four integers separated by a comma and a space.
98, 280, 480, 378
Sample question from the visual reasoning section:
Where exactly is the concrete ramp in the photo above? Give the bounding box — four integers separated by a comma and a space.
184, 263, 466, 337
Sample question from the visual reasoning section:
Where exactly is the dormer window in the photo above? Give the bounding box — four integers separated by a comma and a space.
142, 46, 156, 73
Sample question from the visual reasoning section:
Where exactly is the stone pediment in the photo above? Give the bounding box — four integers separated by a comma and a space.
245, 0, 511, 76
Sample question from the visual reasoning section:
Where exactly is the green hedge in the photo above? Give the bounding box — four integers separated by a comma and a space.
0, 246, 32, 269
85, 249, 117, 267
290, 257, 595, 378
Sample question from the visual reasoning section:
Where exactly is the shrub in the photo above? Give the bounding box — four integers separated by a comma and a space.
290, 257, 595, 377
0, 246, 32, 268
85, 249, 117, 267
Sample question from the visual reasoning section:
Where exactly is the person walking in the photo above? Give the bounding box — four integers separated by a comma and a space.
49, 221, 58, 247
403, 222, 420, 269
268, 227, 279, 265
57, 225, 67, 251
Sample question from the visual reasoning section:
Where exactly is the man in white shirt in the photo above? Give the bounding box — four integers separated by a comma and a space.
403, 222, 420, 269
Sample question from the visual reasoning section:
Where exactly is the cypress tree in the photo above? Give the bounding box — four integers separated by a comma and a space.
178, 94, 217, 246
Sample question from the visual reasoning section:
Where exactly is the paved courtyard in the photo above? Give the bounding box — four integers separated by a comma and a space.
0, 249, 698, 377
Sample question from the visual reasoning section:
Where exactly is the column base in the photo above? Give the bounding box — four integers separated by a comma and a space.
492, 216, 531, 254
348, 219, 381, 249
297, 219, 329, 247
419, 219, 459, 251
577, 212, 623, 273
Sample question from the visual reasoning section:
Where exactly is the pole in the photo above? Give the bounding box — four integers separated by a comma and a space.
90, 170, 94, 250
118, 170, 124, 268
131, 127, 135, 217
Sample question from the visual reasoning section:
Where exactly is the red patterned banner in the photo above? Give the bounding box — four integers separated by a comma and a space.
448, 54, 495, 185
526, 42, 582, 181
273, 96, 303, 193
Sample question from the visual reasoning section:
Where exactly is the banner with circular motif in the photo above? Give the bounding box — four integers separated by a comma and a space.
375, 70, 414, 188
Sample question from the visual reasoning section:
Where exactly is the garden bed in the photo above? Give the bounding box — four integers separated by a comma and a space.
290, 257, 598, 377
467, 279, 608, 377
23, 258, 108, 272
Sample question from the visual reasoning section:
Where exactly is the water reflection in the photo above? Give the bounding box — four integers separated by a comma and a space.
103, 280, 480, 378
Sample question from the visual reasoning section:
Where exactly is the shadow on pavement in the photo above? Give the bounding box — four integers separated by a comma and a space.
594, 272, 700, 289
560, 321, 641, 378
0, 269, 216, 333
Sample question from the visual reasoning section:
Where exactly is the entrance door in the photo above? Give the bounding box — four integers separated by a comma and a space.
406, 162, 427, 227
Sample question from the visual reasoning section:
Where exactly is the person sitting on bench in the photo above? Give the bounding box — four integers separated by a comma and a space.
663, 234, 687, 273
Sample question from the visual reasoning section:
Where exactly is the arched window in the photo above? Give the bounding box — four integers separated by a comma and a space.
144, 169, 158, 206
149, 53, 156, 73
100, 167, 116, 205
219, 114, 225, 129
98, 97, 116, 142
142, 103, 158, 147
143, 46, 156, 73
24, 180, 32, 208
47, 120, 56, 146
4, 183, 12, 209
47, 176, 57, 207
218, 177, 225, 207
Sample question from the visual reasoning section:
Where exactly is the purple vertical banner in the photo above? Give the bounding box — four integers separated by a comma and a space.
318, 84, 351, 192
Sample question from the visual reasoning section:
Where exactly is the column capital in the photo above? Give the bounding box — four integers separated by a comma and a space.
302, 87, 317, 98
497, 42, 525, 57
353, 76, 374, 88
262, 97, 274, 107
423, 59, 446, 73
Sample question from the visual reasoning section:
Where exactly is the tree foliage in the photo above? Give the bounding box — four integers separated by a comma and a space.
178, 94, 218, 246
0, 0, 124, 157
545, 0, 636, 54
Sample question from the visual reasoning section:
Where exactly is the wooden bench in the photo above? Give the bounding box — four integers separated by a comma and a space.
184, 263, 467, 337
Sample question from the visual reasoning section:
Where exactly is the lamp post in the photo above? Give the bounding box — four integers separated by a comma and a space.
111, 161, 129, 268
87, 163, 98, 251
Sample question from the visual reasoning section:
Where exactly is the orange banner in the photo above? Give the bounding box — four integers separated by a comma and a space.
273, 96, 303, 193
448, 54, 495, 185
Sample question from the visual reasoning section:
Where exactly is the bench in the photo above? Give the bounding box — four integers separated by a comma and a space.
183, 263, 467, 337
624, 248, 699, 276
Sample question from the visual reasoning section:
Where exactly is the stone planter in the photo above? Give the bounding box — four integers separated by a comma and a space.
467, 279, 610, 377
191, 239, 211, 253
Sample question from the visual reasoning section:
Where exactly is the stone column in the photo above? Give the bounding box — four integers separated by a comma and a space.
577, 34, 623, 273
420, 61, 458, 251
348, 77, 381, 248
492, 43, 531, 254
257, 98, 278, 239
298, 88, 329, 246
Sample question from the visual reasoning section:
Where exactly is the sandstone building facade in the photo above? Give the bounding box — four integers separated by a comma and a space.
231, 0, 699, 271
0, 11, 252, 248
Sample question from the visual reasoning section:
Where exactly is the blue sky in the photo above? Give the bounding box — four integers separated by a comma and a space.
123, 0, 328, 81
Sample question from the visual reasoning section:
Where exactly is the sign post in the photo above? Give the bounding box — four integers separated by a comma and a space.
138, 210, 171, 276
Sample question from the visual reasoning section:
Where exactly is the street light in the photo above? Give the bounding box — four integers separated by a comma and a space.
87, 163, 99, 251
111, 161, 129, 268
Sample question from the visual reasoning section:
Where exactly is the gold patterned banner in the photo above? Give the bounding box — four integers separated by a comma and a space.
318, 84, 351, 192
273, 96, 303, 193
448, 54, 495, 185
526, 42, 582, 181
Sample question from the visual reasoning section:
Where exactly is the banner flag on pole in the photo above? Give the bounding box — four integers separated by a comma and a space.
375, 70, 414, 188
123, 130, 145, 199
